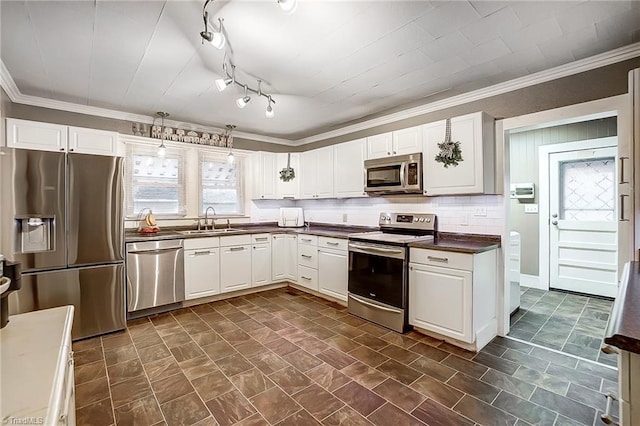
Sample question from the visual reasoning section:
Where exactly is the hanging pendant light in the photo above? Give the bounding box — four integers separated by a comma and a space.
266, 96, 275, 118
225, 124, 236, 164
156, 112, 169, 158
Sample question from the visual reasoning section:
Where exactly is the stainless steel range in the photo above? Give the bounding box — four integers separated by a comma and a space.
348, 213, 437, 333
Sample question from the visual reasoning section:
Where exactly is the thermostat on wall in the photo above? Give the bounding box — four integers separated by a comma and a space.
510, 183, 535, 200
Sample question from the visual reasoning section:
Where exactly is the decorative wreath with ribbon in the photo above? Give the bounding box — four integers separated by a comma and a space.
279, 153, 296, 182
435, 118, 463, 168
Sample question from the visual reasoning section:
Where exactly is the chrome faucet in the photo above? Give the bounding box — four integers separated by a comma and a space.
204, 207, 216, 230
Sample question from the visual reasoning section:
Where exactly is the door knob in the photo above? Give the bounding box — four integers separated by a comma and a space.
552, 220, 558, 225
551, 213, 558, 218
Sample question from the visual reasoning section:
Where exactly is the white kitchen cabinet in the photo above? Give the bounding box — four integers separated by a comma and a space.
392, 125, 423, 155
409, 247, 497, 350
618, 349, 640, 425
297, 235, 319, 291
298, 265, 318, 292
276, 153, 300, 199
334, 138, 367, 198
422, 111, 495, 195
251, 234, 272, 287
6, 119, 121, 156
318, 245, 348, 302
184, 238, 220, 300
220, 236, 251, 293
300, 147, 334, 199
366, 132, 394, 159
252, 152, 277, 199
271, 234, 297, 282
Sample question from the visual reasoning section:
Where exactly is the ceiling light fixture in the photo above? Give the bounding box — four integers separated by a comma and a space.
156, 112, 169, 158
215, 63, 235, 92
200, 1, 226, 49
236, 85, 251, 109
266, 96, 275, 118
277, 0, 298, 15
223, 124, 236, 164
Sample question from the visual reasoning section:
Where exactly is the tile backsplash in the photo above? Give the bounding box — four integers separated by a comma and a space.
251, 195, 504, 235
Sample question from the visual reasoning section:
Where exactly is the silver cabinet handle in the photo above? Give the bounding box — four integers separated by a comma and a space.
427, 256, 448, 263
301, 254, 312, 259
619, 156, 629, 184
620, 194, 629, 221
552, 220, 558, 225
601, 392, 619, 425
301, 276, 312, 280
601, 345, 619, 355
255, 237, 268, 241
301, 238, 312, 242
326, 242, 339, 246
229, 247, 245, 252
194, 250, 211, 255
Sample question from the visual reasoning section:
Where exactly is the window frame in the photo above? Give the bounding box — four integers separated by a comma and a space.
198, 151, 246, 217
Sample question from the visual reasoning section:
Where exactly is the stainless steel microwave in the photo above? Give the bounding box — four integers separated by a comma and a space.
364, 153, 422, 195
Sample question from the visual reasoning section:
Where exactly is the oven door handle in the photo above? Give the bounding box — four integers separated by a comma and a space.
349, 243, 404, 255
350, 294, 402, 313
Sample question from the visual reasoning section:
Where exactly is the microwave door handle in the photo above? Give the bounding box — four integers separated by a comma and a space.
399, 162, 406, 187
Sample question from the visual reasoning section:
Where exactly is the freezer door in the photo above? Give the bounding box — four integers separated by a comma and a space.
67, 154, 124, 266
0, 149, 66, 271
8, 264, 126, 340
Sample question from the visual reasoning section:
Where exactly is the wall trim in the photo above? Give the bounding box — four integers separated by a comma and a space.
2, 42, 640, 147
520, 274, 545, 290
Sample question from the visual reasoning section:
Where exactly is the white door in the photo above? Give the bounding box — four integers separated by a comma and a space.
549, 147, 618, 297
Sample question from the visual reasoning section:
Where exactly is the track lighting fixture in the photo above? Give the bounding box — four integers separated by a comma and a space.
156, 112, 169, 158
266, 96, 275, 118
200, 1, 226, 49
278, 0, 298, 15
236, 85, 251, 109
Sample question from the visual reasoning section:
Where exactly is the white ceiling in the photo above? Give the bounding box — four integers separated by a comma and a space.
2, 0, 640, 140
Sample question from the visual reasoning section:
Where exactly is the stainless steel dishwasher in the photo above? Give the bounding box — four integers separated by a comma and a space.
126, 239, 185, 312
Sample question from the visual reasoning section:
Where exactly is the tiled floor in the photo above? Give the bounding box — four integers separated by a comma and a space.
508, 288, 616, 366
74, 287, 619, 426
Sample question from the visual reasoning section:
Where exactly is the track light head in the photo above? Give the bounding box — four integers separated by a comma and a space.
236, 85, 251, 109
278, 0, 297, 14
200, 13, 226, 49
215, 77, 232, 92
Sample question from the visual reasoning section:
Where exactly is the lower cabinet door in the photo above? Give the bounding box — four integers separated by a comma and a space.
220, 245, 251, 293
286, 235, 298, 282
318, 248, 348, 301
252, 243, 272, 287
409, 263, 473, 343
185, 248, 220, 299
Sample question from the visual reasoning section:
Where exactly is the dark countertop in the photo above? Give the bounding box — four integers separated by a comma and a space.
409, 232, 501, 254
604, 261, 640, 354
125, 222, 376, 243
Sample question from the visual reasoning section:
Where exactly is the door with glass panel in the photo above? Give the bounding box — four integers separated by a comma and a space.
549, 146, 618, 297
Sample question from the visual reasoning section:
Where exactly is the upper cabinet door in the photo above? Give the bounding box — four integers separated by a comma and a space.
300, 150, 318, 199
252, 152, 277, 199
366, 132, 393, 159
6, 118, 68, 152
422, 112, 495, 195
334, 138, 367, 198
315, 146, 334, 198
68, 126, 120, 156
393, 125, 423, 155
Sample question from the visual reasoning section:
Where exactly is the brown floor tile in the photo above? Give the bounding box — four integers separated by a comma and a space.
76, 397, 114, 426
441, 354, 488, 378
375, 359, 422, 385
235, 340, 267, 358
210, 319, 241, 334
192, 370, 235, 401
282, 349, 323, 372
151, 312, 178, 327
236, 318, 266, 332
216, 353, 254, 377
114, 395, 164, 425
191, 330, 222, 347
411, 399, 474, 426
410, 375, 463, 408
353, 334, 388, 351
493, 391, 558, 425
293, 383, 345, 420
151, 371, 194, 404
162, 330, 193, 348
453, 395, 517, 425
332, 323, 365, 339
306, 325, 337, 340
156, 323, 184, 337
529, 387, 596, 425
75, 346, 104, 366
372, 378, 425, 412
110, 374, 153, 407
104, 344, 138, 366
132, 330, 164, 349
265, 337, 301, 356
379, 332, 418, 349
481, 369, 536, 400
347, 346, 389, 368
162, 392, 211, 426
170, 341, 205, 363
359, 323, 389, 338
306, 363, 352, 392
181, 320, 211, 335
438, 342, 475, 359
325, 334, 361, 353
269, 365, 313, 395
236, 413, 270, 426
341, 362, 388, 389
408, 356, 456, 382
322, 406, 373, 426
251, 387, 302, 424
333, 381, 385, 417
73, 336, 102, 352
367, 403, 425, 426
296, 337, 331, 355
248, 326, 283, 344
207, 389, 257, 426
472, 352, 519, 375
74, 360, 106, 385
316, 347, 356, 370
179, 355, 219, 380
144, 356, 181, 382
278, 410, 321, 425
230, 368, 275, 398
107, 357, 145, 385
75, 376, 110, 409
220, 329, 253, 346
102, 331, 133, 350
378, 344, 420, 364
408, 342, 449, 362
138, 343, 172, 365
447, 372, 501, 403
249, 351, 290, 375
202, 340, 237, 361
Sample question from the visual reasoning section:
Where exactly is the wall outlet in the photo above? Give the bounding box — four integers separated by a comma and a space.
524, 204, 539, 214
473, 207, 487, 217
342, 213, 348, 223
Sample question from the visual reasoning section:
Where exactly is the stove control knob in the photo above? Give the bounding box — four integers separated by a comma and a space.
426, 218, 431, 223
419, 217, 425, 222
414, 218, 419, 222
386, 216, 392, 221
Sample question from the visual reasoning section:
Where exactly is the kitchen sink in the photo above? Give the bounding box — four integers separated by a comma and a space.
177, 229, 244, 235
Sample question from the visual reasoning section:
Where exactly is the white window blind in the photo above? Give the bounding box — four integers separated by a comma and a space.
199, 153, 244, 216
125, 144, 187, 218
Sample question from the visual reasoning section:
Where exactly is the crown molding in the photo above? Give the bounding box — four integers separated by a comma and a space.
295, 42, 640, 145
3, 42, 640, 148
0, 60, 294, 146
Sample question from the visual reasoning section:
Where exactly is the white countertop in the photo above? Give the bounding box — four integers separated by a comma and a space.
0, 306, 74, 424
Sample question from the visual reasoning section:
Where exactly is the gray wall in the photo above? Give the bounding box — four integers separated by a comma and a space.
509, 117, 618, 276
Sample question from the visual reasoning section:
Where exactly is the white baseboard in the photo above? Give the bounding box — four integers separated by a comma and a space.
520, 274, 547, 290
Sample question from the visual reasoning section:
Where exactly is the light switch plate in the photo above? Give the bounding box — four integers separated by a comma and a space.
524, 204, 539, 213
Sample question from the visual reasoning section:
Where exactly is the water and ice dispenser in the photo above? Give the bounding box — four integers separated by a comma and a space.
15, 216, 55, 253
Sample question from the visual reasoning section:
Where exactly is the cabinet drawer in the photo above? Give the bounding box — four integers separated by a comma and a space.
251, 233, 271, 243
184, 237, 220, 250
298, 235, 318, 246
410, 248, 473, 271
220, 234, 252, 247
298, 265, 318, 291
298, 244, 318, 269
318, 237, 347, 251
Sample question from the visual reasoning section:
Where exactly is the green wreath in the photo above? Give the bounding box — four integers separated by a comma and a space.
435, 140, 463, 168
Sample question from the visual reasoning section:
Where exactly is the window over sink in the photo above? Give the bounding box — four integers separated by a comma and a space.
199, 153, 245, 216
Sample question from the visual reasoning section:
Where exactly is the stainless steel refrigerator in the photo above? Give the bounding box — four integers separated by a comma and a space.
0, 148, 125, 340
